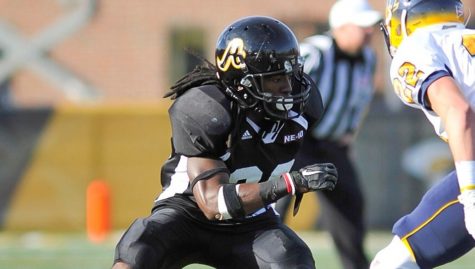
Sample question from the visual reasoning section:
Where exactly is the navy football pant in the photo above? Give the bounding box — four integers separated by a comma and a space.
393, 170, 475, 268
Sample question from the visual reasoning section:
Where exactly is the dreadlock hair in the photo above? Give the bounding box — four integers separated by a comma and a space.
164, 57, 223, 100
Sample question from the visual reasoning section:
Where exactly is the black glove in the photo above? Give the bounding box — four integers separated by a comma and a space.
288, 163, 338, 216
289, 163, 338, 193
259, 163, 338, 215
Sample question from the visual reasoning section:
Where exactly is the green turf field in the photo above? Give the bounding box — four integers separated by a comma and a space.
0, 230, 473, 269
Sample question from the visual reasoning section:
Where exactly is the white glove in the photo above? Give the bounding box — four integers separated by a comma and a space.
458, 189, 475, 240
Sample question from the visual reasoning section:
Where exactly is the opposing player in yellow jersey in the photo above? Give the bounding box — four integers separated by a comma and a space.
371, 0, 475, 268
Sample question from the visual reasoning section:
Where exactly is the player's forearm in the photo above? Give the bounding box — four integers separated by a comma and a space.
193, 178, 289, 221
188, 157, 290, 220
190, 157, 337, 221
446, 108, 475, 162
427, 76, 475, 193
234, 183, 268, 213
429, 79, 475, 190
446, 108, 475, 191
428, 76, 475, 162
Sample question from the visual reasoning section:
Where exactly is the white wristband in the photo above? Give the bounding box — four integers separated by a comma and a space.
455, 161, 475, 192
217, 186, 232, 220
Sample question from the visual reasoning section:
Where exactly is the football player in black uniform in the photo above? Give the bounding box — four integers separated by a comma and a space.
112, 16, 338, 269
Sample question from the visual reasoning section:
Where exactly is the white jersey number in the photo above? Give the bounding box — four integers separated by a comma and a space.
228, 160, 295, 183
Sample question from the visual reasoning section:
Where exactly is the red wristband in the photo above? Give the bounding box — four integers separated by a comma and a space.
282, 173, 293, 194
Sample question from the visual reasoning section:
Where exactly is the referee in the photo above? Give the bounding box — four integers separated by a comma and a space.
276, 1, 381, 269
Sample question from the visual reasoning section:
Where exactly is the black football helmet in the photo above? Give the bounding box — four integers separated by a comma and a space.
215, 16, 310, 120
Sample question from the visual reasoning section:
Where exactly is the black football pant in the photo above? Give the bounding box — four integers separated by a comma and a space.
275, 138, 368, 269
114, 206, 316, 269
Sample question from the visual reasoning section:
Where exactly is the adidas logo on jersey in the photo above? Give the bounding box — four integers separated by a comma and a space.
241, 130, 253, 140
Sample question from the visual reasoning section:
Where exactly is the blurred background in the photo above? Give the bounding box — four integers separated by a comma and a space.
1, 0, 474, 235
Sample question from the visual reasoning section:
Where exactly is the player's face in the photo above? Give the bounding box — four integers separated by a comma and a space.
261, 74, 292, 97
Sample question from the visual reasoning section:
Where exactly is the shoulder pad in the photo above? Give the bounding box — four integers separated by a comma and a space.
170, 85, 232, 136
169, 85, 233, 156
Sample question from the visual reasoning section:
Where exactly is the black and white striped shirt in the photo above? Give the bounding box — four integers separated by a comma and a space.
300, 34, 376, 141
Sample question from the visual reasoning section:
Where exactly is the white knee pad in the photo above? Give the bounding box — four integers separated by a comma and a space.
370, 236, 420, 269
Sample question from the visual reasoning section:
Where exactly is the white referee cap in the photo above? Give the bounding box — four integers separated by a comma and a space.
329, 0, 382, 29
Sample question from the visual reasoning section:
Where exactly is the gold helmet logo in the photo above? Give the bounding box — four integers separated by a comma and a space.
216, 38, 247, 72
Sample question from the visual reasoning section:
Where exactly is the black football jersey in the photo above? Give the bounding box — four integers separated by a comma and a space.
154, 75, 322, 223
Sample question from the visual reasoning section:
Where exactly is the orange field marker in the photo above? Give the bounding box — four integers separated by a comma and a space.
86, 180, 111, 243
